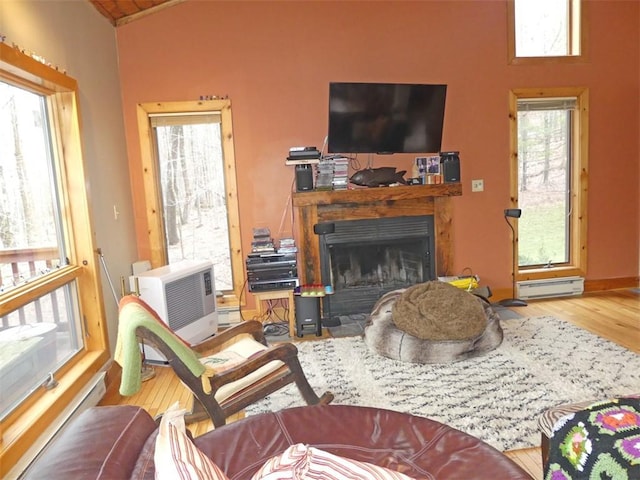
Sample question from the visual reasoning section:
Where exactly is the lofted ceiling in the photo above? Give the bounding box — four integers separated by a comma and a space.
89, 0, 183, 26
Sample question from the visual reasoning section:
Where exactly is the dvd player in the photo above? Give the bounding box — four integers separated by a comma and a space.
248, 278, 299, 292
247, 266, 297, 282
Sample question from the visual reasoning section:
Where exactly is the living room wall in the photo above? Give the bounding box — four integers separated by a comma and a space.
115, 0, 640, 304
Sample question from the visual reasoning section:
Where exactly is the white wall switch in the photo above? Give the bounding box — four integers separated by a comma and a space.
471, 179, 484, 192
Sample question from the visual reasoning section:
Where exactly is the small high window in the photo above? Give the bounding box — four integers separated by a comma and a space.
508, 0, 585, 63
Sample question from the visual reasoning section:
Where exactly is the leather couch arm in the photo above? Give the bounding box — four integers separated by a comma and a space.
24, 405, 157, 480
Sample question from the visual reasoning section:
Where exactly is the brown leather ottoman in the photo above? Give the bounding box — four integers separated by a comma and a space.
195, 404, 532, 479
26, 404, 532, 479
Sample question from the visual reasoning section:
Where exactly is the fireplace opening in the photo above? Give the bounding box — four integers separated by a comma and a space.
317, 216, 435, 318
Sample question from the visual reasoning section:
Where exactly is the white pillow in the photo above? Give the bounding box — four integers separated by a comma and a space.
251, 443, 416, 480
155, 402, 229, 480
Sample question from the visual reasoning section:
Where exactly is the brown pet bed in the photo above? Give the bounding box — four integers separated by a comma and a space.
364, 281, 503, 364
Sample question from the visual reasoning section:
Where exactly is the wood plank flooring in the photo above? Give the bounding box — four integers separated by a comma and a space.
103, 288, 640, 479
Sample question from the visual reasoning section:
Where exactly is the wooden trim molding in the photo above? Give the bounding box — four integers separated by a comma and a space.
584, 277, 639, 293
136, 100, 244, 307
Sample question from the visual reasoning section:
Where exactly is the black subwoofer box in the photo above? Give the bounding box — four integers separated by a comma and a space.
294, 295, 321, 337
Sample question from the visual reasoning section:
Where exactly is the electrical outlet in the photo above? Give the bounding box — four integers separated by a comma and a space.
471, 179, 484, 192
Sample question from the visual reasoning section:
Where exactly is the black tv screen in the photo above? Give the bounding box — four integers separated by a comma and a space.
327, 82, 447, 154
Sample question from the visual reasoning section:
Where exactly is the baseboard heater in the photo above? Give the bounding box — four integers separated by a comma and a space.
14, 371, 106, 479
517, 276, 585, 300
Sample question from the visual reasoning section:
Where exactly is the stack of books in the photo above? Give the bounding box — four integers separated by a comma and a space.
251, 227, 276, 254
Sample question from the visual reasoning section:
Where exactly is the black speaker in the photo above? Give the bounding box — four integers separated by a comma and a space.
441, 152, 461, 183
295, 164, 314, 192
294, 295, 322, 337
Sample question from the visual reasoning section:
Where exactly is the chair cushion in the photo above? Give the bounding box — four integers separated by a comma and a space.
202, 337, 284, 403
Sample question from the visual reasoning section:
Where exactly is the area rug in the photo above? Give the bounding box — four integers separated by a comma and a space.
246, 316, 640, 452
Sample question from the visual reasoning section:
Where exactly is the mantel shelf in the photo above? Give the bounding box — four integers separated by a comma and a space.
292, 183, 462, 207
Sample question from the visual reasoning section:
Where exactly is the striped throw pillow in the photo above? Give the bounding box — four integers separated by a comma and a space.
251, 443, 416, 480
155, 402, 229, 480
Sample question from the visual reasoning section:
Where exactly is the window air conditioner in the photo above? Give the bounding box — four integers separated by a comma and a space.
133, 259, 218, 362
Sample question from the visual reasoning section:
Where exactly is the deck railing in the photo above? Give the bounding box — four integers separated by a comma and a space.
0, 247, 65, 330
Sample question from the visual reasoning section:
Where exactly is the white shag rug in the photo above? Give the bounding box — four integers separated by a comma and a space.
246, 316, 640, 451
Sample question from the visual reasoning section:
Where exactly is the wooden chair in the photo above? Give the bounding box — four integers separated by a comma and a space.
123, 296, 333, 427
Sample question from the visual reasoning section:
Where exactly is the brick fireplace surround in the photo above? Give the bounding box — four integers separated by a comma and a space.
292, 183, 462, 288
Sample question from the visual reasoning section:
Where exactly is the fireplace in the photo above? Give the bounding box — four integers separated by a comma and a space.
291, 183, 461, 319
318, 216, 435, 317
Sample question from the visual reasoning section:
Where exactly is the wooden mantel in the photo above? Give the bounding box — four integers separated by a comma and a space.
292, 183, 462, 286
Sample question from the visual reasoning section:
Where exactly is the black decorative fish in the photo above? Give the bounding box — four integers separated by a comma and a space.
349, 167, 407, 187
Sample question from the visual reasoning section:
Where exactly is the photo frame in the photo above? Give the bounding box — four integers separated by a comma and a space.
426, 155, 441, 175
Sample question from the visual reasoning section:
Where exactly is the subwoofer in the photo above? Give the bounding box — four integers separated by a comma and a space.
295, 164, 314, 192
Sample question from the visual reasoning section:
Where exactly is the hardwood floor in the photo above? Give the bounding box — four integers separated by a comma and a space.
103, 288, 639, 479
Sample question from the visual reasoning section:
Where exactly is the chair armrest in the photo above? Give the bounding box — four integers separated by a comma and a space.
207, 343, 298, 390
191, 320, 267, 355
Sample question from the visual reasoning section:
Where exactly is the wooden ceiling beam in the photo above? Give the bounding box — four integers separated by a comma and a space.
89, 0, 183, 26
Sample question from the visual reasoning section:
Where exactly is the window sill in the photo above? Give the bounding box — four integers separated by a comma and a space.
517, 266, 585, 282
509, 54, 588, 66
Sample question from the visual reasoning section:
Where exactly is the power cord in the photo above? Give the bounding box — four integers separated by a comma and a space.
263, 321, 289, 337
238, 278, 248, 321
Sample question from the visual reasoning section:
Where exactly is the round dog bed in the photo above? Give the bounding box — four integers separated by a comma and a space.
364, 283, 503, 364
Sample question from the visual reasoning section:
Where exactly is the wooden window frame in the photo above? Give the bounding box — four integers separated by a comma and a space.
507, 0, 589, 65
508, 87, 589, 282
0, 43, 110, 477
136, 100, 244, 307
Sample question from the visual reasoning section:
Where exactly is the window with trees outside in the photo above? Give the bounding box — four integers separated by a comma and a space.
508, 0, 585, 64
509, 87, 588, 281
137, 101, 243, 307
0, 44, 109, 476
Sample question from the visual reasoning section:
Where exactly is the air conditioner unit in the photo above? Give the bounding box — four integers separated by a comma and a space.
134, 260, 218, 362
517, 276, 584, 300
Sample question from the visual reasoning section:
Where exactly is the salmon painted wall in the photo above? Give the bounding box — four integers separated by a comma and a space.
116, 1, 639, 302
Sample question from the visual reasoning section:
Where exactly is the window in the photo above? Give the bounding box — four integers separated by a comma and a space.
0, 44, 109, 476
137, 101, 243, 306
509, 88, 589, 280
0, 83, 83, 418
508, 0, 586, 63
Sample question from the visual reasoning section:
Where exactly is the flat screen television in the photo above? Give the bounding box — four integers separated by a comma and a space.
327, 82, 447, 154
